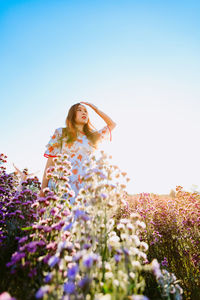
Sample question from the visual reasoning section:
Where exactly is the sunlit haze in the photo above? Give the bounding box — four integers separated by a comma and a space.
1, 0, 200, 194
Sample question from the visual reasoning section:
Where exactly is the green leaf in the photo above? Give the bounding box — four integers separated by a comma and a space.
21, 226, 32, 231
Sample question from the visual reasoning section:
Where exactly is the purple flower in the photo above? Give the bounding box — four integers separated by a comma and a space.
81, 214, 90, 222
63, 222, 73, 231
63, 281, 76, 294
46, 242, 57, 250
48, 255, 60, 267
161, 257, 168, 267
50, 207, 59, 216
18, 236, 28, 244
35, 286, 50, 298
114, 254, 121, 263
26, 241, 38, 253
11, 252, 26, 263
78, 276, 91, 292
83, 256, 93, 268
83, 243, 91, 250
39, 208, 46, 215
28, 268, 37, 278
43, 226, 52, 233
151, 259, 162, 279
44, 273, 53, 283
100, 193, 107, 199
67, 265, 79, 280
75, 209, 85, 218
37, 240, 46, 247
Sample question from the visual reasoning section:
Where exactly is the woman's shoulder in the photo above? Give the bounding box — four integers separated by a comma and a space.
53, 127, 65, 137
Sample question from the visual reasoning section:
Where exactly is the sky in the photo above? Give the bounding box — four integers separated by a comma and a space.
1, 0, 200, 195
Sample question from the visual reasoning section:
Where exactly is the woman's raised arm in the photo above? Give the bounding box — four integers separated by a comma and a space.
80, 102, 117, 130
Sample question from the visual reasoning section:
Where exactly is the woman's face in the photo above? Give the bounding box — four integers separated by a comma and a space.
75, 104, 89, 125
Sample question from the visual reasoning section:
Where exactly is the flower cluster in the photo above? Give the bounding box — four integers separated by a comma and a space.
131, 188, 199, 299
34, 151, 182, 300
1, 152, 184, 300
4, 154, 75, 299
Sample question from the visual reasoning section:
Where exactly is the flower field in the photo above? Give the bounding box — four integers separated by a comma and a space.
0, 152, 199, 300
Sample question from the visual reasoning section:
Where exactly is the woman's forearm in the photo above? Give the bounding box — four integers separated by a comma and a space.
80, 101, 117, 129
93, 107, 116, 129
41, 171, 49, 190
41, 157, 54, 191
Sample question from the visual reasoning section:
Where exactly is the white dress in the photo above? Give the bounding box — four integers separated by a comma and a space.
44, 125, 112, 204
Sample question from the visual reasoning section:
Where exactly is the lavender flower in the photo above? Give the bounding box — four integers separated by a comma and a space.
67, 264, 79, 280
35, 286, 50, 298
63, 281, 76, 294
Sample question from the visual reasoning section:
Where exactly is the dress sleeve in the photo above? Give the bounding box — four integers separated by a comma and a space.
98, 125, 112, 142
44, 128, 62, 158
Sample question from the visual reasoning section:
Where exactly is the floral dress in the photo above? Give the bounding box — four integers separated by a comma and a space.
44, 125, 112, 204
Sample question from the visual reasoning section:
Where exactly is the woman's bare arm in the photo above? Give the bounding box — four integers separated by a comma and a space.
80, 102, 117, 130
39, 157, 55, 197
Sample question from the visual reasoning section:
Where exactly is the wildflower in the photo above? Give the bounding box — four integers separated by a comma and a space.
138, 251, 147, 261
95, 295, 111, 300
140, 242, 149, 252
50, 207, 59, 216
67, 264, 79, 280
10, 252, 26, 263
46, 241, 57, 250
131, 235, 140, 247
120, 218, 129, 224
35, 286, 50, 298
105, 272, 113, 280
0, 292, 16, 300
100, 193, 107, 199
108, 235, 120, 248
83, 243, 91, 250
104, 262, 111, 271
129, 272, 136, 280
78, 276, 92, 292
117, 223, 125, 232
83, 255, 94, 269
114, 254, 121, 263
161, 257, 168, 267
18, 236, 28, 244
64, 255, 73, 262
63, 222, 73, 231
150, 259, 162, 279
121, 233, 128, 241
131, 261, 142, 271
135, 220, 146, 229
129, 296, 149, 300
48, 255, 60, 267
44, 273, 53, 283
130, 213, 140, 221
130, 247, 140, 256
127, 223, 134, 231
63, 281, 76, 294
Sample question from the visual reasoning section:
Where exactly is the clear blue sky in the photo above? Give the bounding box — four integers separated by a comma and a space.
1, 0, 200, 194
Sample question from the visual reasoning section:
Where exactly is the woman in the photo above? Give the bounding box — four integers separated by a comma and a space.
40, 102, 116, 203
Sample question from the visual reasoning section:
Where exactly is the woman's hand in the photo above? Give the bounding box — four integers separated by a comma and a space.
80, 102, 98, 112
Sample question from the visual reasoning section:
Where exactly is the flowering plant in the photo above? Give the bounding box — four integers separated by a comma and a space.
0, 152, 183, 300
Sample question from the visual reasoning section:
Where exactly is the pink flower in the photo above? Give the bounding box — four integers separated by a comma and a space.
0, 292, 16, 300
